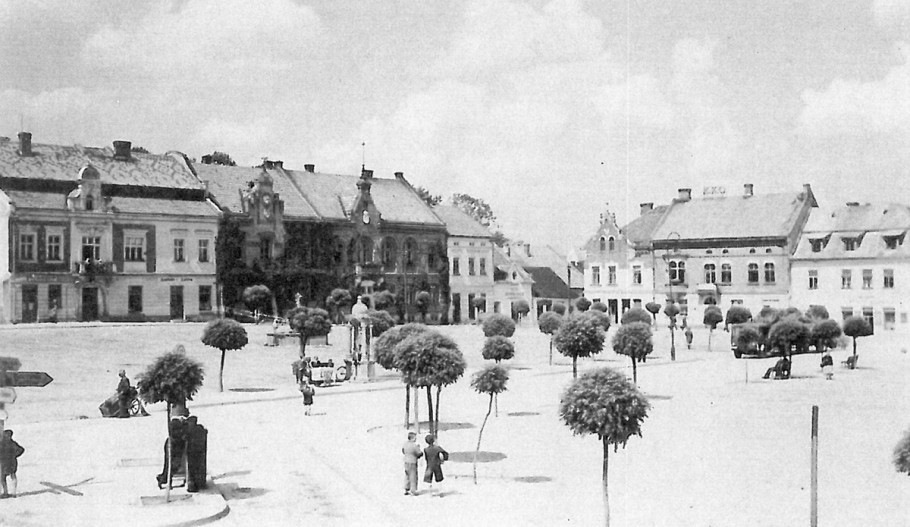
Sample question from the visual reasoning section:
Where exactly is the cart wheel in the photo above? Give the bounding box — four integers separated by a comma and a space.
129, 397, 142, 417
336, 366, 347, 381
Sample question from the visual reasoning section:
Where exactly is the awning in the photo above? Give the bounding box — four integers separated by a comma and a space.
697, 283, 718, 294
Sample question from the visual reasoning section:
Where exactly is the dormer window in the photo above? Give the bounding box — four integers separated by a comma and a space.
599, 237, 606, 251
608, 237, 615, 251
810, 239, 825, 252
843, 237, 857, 251
884, 233, 904, 249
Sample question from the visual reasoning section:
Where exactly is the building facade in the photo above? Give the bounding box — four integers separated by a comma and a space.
1, 133, 220, 322
433, 205, 495, 323
199, 161, 449, 320
791, 202, 910, 334
0, 188, 9, 323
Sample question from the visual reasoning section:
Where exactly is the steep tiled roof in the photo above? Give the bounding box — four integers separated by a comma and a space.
6, 190, 219, 217
803, 202, 910, 232
650, 191, 813, 241
794, 203, 910, 260
621, 205, 669, 245
504, 244, 583, 288
195, 164, 319, 219
0, 141, 202, 190
433, 205, 491, 238
526, 266, 572, 298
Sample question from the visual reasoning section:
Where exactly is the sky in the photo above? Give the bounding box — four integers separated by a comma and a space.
2, 0, 910, 252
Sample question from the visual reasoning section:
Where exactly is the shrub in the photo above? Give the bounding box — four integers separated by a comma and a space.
373, 290, 396, 311
415, 291, 432, 321
575, 297, 592, 312
621, 307, 652, 325
366, 309, 395, 337
612, 322, 653, 383
482, 335, 515, 362
591, 301, 608, 312
482, 313, 516, 338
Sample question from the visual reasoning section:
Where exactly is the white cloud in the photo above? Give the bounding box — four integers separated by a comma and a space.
873, 0, 910, 28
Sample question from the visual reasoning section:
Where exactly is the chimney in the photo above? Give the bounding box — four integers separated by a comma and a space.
17, 132, 32, 156
639, 202, 654, 215
304, 164, 315, 173
677, 188, 692, 202
361, 168, 373, 179
744, 183, 754, 197
394, 171, 404, 179
113, 140, 131, 161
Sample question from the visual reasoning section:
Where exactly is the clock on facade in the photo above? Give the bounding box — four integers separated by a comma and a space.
362, 210, 371, 224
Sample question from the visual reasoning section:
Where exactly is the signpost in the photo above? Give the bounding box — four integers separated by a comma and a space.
0, 357, 53, 479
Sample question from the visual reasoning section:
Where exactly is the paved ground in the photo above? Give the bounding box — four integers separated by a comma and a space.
0, 321, 907, 525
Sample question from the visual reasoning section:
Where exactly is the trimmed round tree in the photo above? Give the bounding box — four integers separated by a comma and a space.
553, 314, 605, 378
612, 321, 653, 384
326, 288, 353, 323
539, 311, 563, 366
768, 317, 811, 360
581, 310, 612, 332
482, 335, 515, 363
201, 318, 249, 392
472, 296, 487, 314
894, 427, 910, 475
374, 323, 430, 428
842, 315, 873, 366
703, 306, 724, 351
591, 301, 608, 313
560, 367, 650, 527
807, 305, 829, 320
552, 303, 567, 315
575, 297, 592, 313
471, 365, 509, 484
645, 301, 660, 324
366, 309, 395, 337
287, 307, 333, 358
734, 323, 762, 358
242, 284, 272, 315
482, 313, 516, 338
373, 290, 397, 313
621, 307, 652, 325
415, 291, 432, 322
512, 299, 531, 321
395, 329, 465, 435
725, 305, 753, 329
810, 319, 842, 353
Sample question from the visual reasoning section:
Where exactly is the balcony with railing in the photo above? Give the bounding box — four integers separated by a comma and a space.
72, 259, 114, 283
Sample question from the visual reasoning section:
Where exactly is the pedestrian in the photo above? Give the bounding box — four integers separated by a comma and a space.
684, 327, 694, 350
423, 434, 449, 494
116, 369, 133, 418
0, 430, 25, 498
299, 379, 315, 415
402, 431, 423, 496
820, 352, 834, 380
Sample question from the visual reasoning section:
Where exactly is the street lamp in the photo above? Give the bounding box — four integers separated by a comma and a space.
664, 232, 681, 361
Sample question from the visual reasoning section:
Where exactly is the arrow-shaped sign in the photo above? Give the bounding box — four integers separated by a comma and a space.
0, 372, 53, 387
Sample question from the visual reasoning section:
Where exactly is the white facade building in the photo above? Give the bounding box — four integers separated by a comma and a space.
0, 189, 10, 323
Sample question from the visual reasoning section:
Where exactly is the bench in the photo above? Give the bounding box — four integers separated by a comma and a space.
842, 355, 858, 369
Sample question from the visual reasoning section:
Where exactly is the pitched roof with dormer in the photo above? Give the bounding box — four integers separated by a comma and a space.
195, 164, 320, 219
620, 205, 669, 246
433, 205, 492, 238
793, 202, 910, 260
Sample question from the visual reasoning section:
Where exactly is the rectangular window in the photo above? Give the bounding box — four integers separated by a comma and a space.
199, 285, 212, 312
19, 233, 35, 261
46, 233, 62, 262
82, 236, 101, 261
259, 238, 271, 260
841, 307, 853, 320
885, 236, 900, 249
764, 263, 776, 283
721, 264, 732, 284
862, 269, 873, 289
479, 258, 487, 276
810, 239, 824, 252
884, 308, 896, 331
841, 269, 852, 289
747, 263, 759, 284
608, 266, 616, 285
632, 265, 642, 285
198, 239, 210, 263
704, 264, 716, 284
591, 266, 601, 285
128, 286, 143, 313
125, 236, 145, 262
884, 269, 894, 289
173, 239, 185, 262
808, 270, 818, 290
468, 258, 476, 276
863, 307, 874, 334
843, 238, 856, 251
452, 258, 460, 276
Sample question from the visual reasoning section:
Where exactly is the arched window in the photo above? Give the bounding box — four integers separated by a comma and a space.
704, 263, 716, 284
404, 238, 418, 268
381, 237, 397, 268
608, 236, 615, 251
764, 262, 776, 283
669, 260, 686, 283
360, 237, 374, 264
85, 195, 94, 211
721, 263, 732, 283
748, 263, 759, 283
599, 236, 606, 251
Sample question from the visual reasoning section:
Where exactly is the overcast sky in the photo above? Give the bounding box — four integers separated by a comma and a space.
2, 0, 910, 251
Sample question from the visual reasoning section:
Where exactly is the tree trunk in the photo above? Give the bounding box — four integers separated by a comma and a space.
218, 349, 226, 392
548, 338, 553, 366
435, 385, 442, 434
298, 336, 307, 359
165, 404, 172, 502
426, 386, 435, 436
631, 357, 638, 384
414, 385, 420, 434
602, 437, 611, 527
270, 295, 279, 318
572, 356, 577, 379
474, 394, 493, 484
670, 327, 676, 361
404, 385, 411, 429
708, 329, 713, 351
853, 337, 857, 360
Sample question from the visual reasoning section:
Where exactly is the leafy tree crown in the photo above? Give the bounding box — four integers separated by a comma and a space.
287, 307, 333, 338
415, 291, 432, 310
575, 297, 592, 312
644, 301, 660, 315
394, 329, 464, 387
810, 319, 842, 348
451, 193, 496, 227
842, 316, 873, 338
725, 306, 753, 326
138, 350, 205, 405
768, 318, 811, 352
612, 322, 653, 361
373, 323, 429, 370
559, 367, 650, 448
736, 323, 762, 352
512, 299, 530, 316
538, 311, 563, 335
242, 284, 272, 312
366, 309, 395, 337
481, 335, 515, 362
621, 307, 652, 325
807, 305, 829, 320
580, 310, 611, 332
471, 365, 509, 396
663, 302, 680, 319
703, 306, 724, 329
591, 301, 608, 312
553, 315, 605, 360
893, 428, 910, 475
201, 318, 249, 351
482, 313, 516, 337
552, 303, 567, 315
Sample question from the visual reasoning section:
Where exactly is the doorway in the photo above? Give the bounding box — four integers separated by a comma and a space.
170, 286, 184, 320
81, 287, 99, 321
21, 285, 38, 323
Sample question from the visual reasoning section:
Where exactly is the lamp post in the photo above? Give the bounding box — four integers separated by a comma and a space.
664, 232, 681, 361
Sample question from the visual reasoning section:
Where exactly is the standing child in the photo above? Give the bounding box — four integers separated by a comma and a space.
820, 352, 834, 380
423, 434, 449, 495
684, 327, 694, 350
300, 380, 315, 415
0, 430, 25, 498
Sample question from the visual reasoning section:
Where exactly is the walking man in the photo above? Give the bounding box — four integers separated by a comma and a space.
423, 434, 449, 495
0, 430, 24, 498
402, 431, 423, 495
